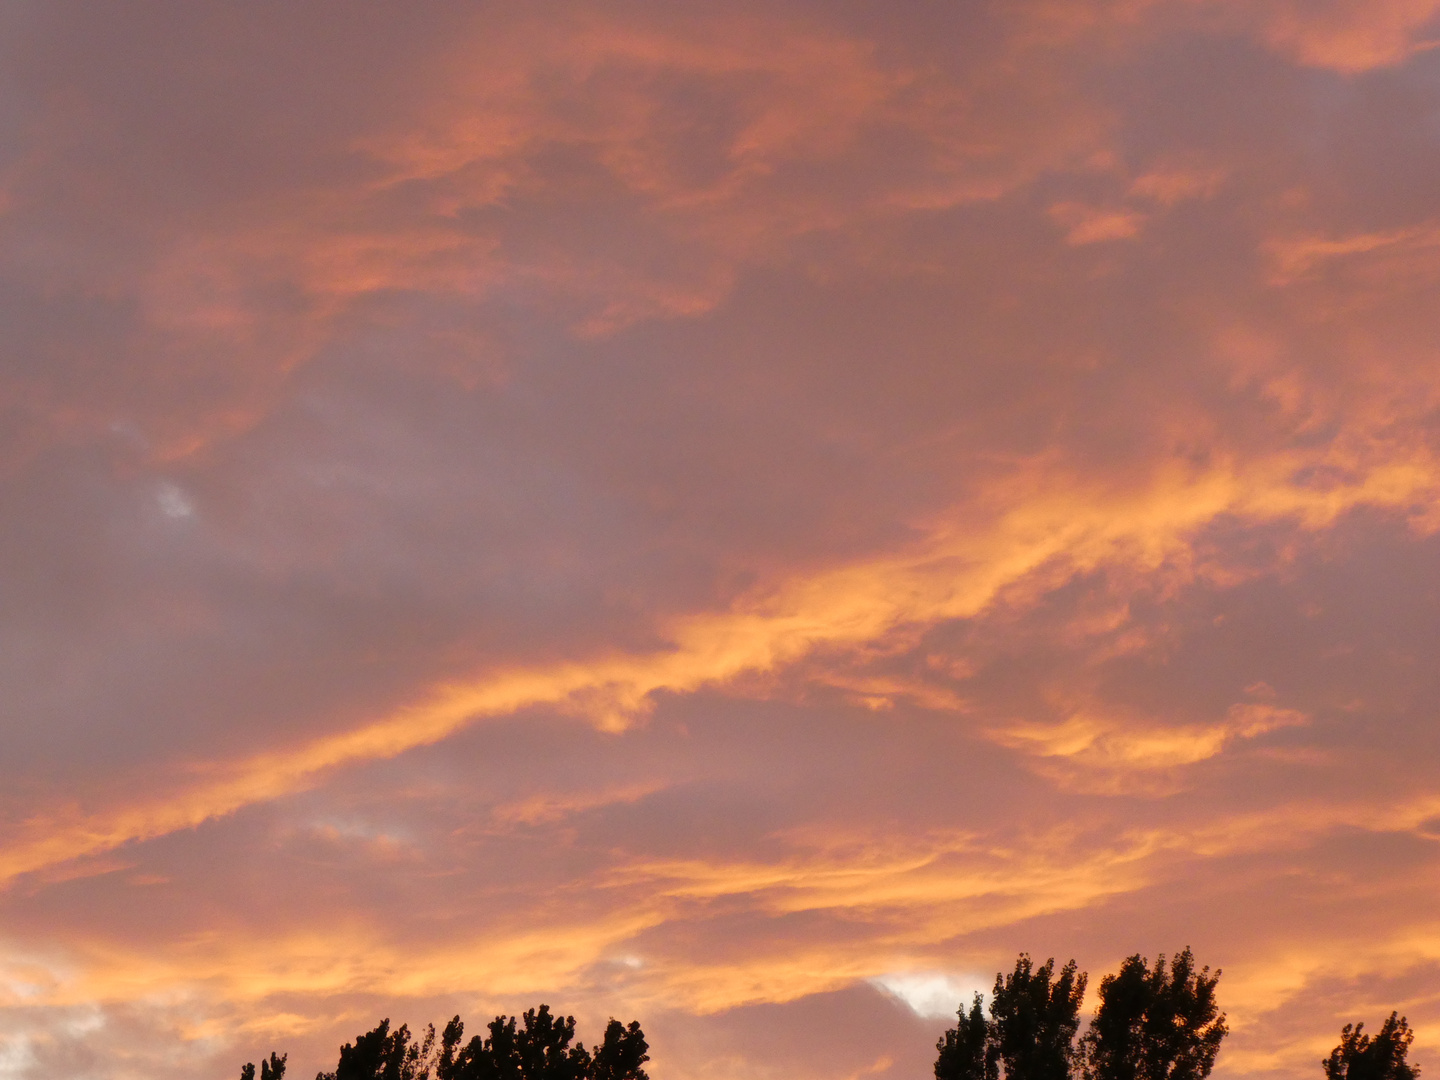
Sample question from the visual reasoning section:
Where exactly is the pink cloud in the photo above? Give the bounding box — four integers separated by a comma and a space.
3, 4, 1440, 1080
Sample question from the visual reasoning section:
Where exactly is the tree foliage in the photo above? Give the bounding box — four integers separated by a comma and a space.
589, 1019, 650, 1080
313, 1018, 436, 1080
239, 1052, 288, 1080
936, 993, 996, 1080
991, 955, 1089, 1080
241, 1007, 647, 1080
937, 950, 1236, 1080
935, 955, 1086, 1080
232, 967, 1422, 1080
1081, 948, 1227, 1080
1324, 1014, 1420, 1080
436, 1006, 597, 1080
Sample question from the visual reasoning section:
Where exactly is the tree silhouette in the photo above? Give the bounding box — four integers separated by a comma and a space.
315, 1018, 435, 1080
1324, 1014, 1420, 1080
430, 1007, 648, 1080
936, 993, 996, 1080
239, 1051, 287, 1080
236, 984, 1424, 1080
1081, 948, 1227, 1080
518, 1006, 592, 1080
590, 1019, 650, 1080
936, 955, 1087, 1080
990, 955, 1088, 1080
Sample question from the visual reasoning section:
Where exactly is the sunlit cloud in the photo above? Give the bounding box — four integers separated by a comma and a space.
4, 432, 1437, 884
4, 2, 1440, 1078
991, 703, 1309, 793
872, 973, 990, 1020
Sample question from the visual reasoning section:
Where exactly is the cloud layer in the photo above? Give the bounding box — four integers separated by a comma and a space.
3, 2, 1440, 1078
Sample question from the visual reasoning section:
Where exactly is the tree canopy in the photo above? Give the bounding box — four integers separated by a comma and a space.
1081, 948, 1227, 1080
936, 993, 996, 1080
240, 1006, 648, 1080
936, 955, 1088, 1080
435, 1005, 617, 1080
239, 1052, 287, 1080
317, 1019, 434, 1080
234, 967, 1423, 1080
990, 955, 1088, 1080
1324, 1014, 1421, 1080
937, 951, 1226, 1080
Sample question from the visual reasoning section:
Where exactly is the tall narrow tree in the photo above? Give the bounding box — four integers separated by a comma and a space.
989, 955, 1088, 1080
936, 992, 996, 1080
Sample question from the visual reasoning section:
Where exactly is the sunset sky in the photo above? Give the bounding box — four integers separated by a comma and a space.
4, 2, 1440, 1078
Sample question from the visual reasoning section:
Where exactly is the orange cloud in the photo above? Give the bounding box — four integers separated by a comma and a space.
1263, 224, 1440, 285
1256, 0, 1440, 72
992, 703, 1309, 792
5, 425, 1437, 886
8, 5, 1440, 1079
1129, 164, 1227, 206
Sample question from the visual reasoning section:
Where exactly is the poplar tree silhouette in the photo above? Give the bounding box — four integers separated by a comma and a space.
990, 955, 1088, 1080
1081, 948, 1227, 1080
239, 1052, 287, 1080
936, 993, 996, 1080
1324, 1014, 1420, 1080
934, 955, 1087, 1080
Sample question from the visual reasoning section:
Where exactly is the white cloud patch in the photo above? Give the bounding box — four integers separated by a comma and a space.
871, 972, 988, 1020
156, 483, 195, 519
